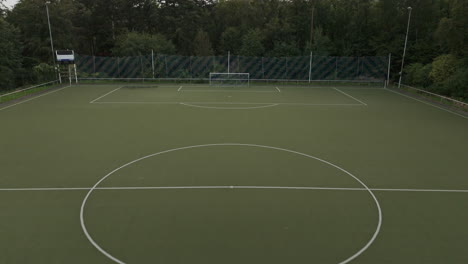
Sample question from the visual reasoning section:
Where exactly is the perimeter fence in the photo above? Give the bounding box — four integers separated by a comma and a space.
76, 54, 389, 84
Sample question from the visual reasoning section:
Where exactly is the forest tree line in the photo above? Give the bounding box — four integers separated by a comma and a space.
0, 0, 466, 100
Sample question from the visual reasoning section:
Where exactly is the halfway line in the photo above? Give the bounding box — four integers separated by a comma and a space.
0, 186, 467, 193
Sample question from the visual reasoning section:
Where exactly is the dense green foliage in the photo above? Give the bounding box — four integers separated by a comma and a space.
0, 17, 23, 89
113, 32, 175, 56
0, 0, 466, 100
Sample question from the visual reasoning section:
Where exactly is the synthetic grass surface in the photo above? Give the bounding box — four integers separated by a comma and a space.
0, 84, 467, 264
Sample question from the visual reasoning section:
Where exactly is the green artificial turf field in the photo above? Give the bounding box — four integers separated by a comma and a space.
1, 83, 467, 264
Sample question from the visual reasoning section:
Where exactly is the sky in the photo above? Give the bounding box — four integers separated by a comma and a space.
4, 0, 19, 9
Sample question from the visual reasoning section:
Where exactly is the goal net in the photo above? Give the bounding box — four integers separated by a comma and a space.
209, 73, 250, 86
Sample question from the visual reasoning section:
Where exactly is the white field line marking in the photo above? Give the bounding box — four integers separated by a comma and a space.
385, 88, 468, 120
91, 101, 364, 106
179, 102, 278, 110
0, 81, 58, 98
80, 143, 381, 264
334, 87, 367, 106
276, 87, 281, 92
177, 86, 183, 92
180, 90, 278, 93
0, 85, 72, 111
89, 87, 123, 103
1, 186, 468, 193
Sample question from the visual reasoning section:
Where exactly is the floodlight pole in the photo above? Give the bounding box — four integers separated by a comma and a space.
398, 7, 412, 88
45, 2, 57, 75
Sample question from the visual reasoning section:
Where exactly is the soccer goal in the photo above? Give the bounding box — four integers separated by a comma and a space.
209, 73, 250, 86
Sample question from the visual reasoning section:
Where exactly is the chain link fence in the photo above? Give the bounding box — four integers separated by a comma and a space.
76, 54, 388, 83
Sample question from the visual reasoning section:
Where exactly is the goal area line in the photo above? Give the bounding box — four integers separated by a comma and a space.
90, 101, 366, 106
1, 186, 467, 193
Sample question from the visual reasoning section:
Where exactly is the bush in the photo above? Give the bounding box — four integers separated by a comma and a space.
441, 68, 468, 101
405, 63, 432, 87
429, 54, 458, 83
33, 63, 55, 83
0, 65, 15, 90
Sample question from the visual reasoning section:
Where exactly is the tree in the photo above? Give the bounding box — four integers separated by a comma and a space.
219, 27, 242, 54
193, 29, 213, 56
112, 32, 175, 56
434, 0, 467, 55
268, 41, 301, 57
239, 29, 264, 56
7, 0, 77, 64
305, 26, 331, 56
0, 0, 6, 17
0, 18, 23, 90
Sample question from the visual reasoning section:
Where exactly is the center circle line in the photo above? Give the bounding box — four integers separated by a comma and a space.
80, 143, 382, 264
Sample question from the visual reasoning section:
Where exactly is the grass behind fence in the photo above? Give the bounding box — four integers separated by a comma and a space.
0, 82, 59, 104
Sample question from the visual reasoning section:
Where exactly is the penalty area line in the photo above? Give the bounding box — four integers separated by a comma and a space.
0, 186, 468, 193
89, 86, 123, 103
334, 87, 367, 106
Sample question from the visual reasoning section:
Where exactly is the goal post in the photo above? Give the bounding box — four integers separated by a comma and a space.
209, 73, 250, 86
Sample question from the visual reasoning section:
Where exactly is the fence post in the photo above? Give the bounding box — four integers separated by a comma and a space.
227, 51, 230, 74
165, 55, 168, 78
117, 57, 120, 78
262, 57, 265, 79
335, 57, 338, 80
386, 53, 392, 88
357, 57, 360, 79
308, 52, 312, 83
93, 55, 96, 74
189, 56, 193, 80
140, 56, 144, 81
151, 50, 155, 79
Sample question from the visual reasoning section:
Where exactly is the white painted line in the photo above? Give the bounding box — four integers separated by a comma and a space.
180, 90, 278, 93
177, 86, 183, 92
365, 188, 468, 193
276, 87, 281, 92
1, 186, 467, 193
79, 143, 382, 264
0, 85, 72, 111
0, 81, 58, 98
334, 87, 367, 106
0, 187, 90, 191
180, 102, 278, 110
385, 88, 468, 119
91, 101, 364, 106
89, 87, 123, 103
